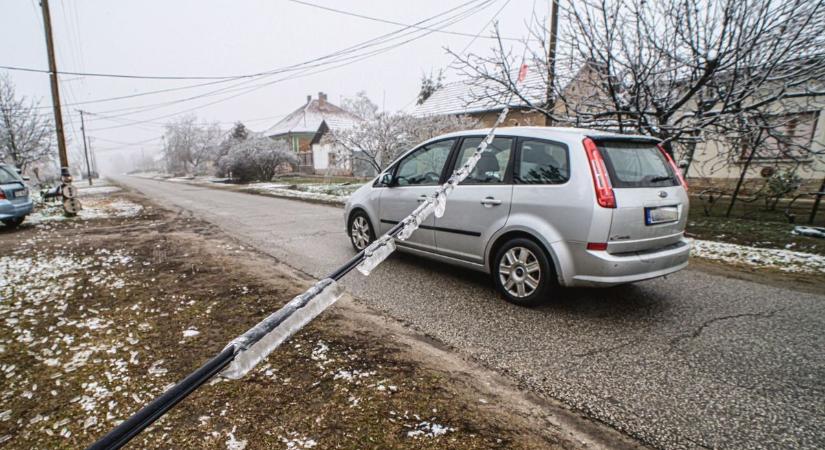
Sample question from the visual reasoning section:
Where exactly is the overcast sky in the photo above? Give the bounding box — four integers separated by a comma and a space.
1, 0, 545, 171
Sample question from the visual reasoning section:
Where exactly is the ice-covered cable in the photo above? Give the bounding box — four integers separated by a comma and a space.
221, 278, 344, 379
356, 235, 397, 276
356, 108, 511, 275
398, 108, 507, 234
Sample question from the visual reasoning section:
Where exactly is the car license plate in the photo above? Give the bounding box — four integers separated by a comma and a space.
645, 206, 678, 225
13, 189, 27, 198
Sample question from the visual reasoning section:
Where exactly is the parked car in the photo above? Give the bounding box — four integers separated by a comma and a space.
344, 127, 691, 306
0, 164, 33, 228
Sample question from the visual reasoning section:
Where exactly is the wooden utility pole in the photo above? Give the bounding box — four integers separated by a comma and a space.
546, 0, 560, 126
39, 0, 69, 172
78, 110, 93, 185
40, 0, 81, 215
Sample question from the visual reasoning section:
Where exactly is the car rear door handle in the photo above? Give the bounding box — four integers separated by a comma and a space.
417, 195, 428, 202
480, 197, 502, 206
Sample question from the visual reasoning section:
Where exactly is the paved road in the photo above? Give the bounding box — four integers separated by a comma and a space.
117, 176, 824, 450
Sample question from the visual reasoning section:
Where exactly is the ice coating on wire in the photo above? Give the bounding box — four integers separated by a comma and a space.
356, 236, 396, 275
396, 107, 509, 239
221, 278, 343, 379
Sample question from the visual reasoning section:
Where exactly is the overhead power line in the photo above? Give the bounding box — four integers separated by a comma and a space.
83, 0, 500, 131
3, 0, 519, 82
287, 0, 525, 42
0, 64, 239, 80
27, 0, 493, 112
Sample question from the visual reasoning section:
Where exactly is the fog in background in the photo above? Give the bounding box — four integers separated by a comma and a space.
0, 0, 545, 176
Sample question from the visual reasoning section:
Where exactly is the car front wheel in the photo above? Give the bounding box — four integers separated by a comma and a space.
493, 238, 554, 307
348, 211, 375, 251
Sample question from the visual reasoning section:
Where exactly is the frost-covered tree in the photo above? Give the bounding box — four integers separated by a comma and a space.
332, 93, 476, 173
417, 69, 444, 105
214, 122, 250, 177
218, 137, 298, 182
0, 74, 54, 172
162, 115, 223, 174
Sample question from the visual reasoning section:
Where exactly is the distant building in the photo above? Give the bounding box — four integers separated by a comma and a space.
411, 72, 547, 127
261, 92, 361, 174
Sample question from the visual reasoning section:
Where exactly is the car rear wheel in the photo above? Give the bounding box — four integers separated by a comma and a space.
348, 211, 375, 252
2, 216, 25, 228
493, 238, 554, 307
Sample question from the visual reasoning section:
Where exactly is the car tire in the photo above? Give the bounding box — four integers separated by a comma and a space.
2, 216, 25, 228
348, 210, 375, 252
492, 238, 555, 307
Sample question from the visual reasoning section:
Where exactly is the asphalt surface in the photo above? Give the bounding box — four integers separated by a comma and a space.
116, 176, 825, 450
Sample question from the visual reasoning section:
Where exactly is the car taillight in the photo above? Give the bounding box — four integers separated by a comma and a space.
583, 138, 616, 208
657, 144, 688, 191
586, 242, 608, 251
0, 190, 5, 200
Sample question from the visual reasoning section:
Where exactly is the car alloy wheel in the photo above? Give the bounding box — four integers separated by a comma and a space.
498, 246, 541, 298
350, 215, 372, 250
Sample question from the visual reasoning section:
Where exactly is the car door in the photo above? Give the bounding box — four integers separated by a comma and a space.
378, 138, 456, 252
434, 137, 515, 264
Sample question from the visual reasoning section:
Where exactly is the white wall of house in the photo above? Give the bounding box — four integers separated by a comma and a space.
685, 95, 825, 190
312, 142, 352, 175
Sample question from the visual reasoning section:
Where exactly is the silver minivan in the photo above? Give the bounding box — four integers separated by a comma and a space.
344, 127, 691, 306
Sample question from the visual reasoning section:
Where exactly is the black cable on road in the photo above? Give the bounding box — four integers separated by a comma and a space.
86, 346, 236, 450
85, 220, 404, 450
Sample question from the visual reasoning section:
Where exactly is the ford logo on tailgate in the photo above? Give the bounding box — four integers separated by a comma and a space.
658, 191, 668, 198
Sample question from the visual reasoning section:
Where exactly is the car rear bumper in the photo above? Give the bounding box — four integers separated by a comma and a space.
568, 238, 691, 287
0, 199, 33, 220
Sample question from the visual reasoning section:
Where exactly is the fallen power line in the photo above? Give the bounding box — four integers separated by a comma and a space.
86, 85, 520, 450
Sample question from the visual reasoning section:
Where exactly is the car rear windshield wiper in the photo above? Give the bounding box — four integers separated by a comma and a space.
650, 176, 673, 183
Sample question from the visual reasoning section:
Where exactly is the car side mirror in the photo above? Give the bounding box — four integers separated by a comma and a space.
379, 172, 394, 187
678, 159, 689, 169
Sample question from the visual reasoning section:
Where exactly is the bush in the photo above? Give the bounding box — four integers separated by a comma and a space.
217, 137, 298, 182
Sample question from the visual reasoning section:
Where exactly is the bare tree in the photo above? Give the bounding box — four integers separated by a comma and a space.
0, 74, 54, 173
331, 93, 476, 173
450, 0, 825, 168
711, 106, 823, 216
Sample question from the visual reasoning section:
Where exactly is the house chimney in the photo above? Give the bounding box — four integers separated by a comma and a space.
306, 95, 311, 104
318, 92, 327, 106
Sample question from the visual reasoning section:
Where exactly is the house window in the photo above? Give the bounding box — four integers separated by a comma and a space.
741, 111, 819, 161
328, 152, 337, 167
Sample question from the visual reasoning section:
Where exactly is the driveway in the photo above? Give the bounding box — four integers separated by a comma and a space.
115, 176, 825, 450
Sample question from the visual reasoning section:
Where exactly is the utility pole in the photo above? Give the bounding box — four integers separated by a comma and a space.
545, 0, 560, 126
78, 110, 93, 186
89, 138, 97, 175
91, 141, 98, 174
40, 0, 80, 214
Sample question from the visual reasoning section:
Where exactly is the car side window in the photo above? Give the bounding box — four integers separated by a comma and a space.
515, 139, 569, 184
454, 137, 513, 184
395, 139, 455, 186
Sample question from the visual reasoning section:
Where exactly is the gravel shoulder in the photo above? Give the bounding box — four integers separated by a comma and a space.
0, 190, 637, 449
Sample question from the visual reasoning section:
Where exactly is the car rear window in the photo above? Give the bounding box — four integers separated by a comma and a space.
516, 139, 569, 184
597, 141, 678, 188
0, 167, 21, 184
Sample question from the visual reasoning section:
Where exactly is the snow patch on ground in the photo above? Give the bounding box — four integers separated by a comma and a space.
225, 426, 248, 450
27, 198, 142, 225
280, 433, 317, 449
76, 185, 122, 196
691, 239, 825, 273
182, 329, 200, 338
406, 421, 455, 438
242, 183, 349, 205
0, 247, 139, 440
